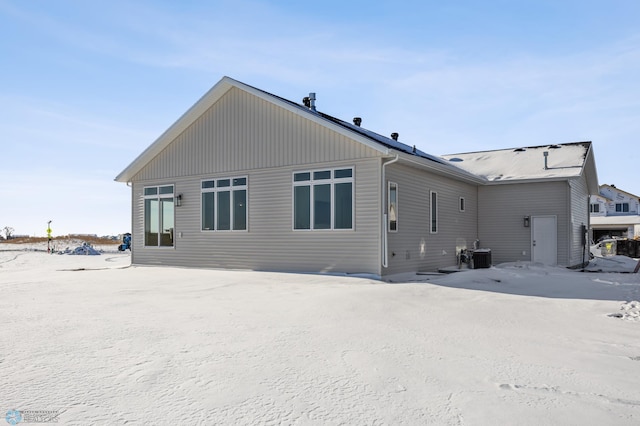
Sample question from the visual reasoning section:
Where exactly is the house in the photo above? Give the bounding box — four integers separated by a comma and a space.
115, 76, 599, 275
590, 184, 640, 240
441, 143, 599, 267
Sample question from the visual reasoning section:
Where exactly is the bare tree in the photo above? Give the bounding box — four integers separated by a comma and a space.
2, 226, 14, 240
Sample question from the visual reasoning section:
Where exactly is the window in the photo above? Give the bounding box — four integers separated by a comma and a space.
201, 177, 247, 231
144, 185, 174, 247
430, 191, 438, 233
388, 182, 398, 232
615, 203, 629, 213
459, 197, 466, 212
590, 203, 600, 213
293, 167, 353, 230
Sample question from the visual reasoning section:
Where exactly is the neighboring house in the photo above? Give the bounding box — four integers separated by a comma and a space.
590, 184, 640, 240
116, 76, 599, 276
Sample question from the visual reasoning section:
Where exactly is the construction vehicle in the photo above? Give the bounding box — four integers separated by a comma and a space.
118, 233, 132, 251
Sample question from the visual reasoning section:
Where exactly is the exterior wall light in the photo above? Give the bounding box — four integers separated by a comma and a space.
524, 216, 530, 227
176, 194, 183, 207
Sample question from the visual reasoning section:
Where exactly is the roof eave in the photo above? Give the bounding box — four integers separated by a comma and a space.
582, 142, 599, 195
115, 77, 237, 182
395, 151, 486, 184
482, 176, 577, 186
599, 184, 640, 200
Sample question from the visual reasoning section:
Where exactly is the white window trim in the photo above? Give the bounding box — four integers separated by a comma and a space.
388, 181, 398, 233
430, 190, 438, 234
143, 184, 175, 248
201, 176, 248, 232
459, 196, 466, 213
292, 167, 355, 231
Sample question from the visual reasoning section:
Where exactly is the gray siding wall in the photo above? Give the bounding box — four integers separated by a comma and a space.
131, 159, 381, 274
568, 176, 590, 267
133, 87, 380, 181
129, 87, 383, 275
478, 181, 569, 266
383, 162, 479, 274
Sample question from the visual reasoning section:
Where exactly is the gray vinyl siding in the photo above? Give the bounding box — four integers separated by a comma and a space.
129, 86, 385, 274
568, 176, 590, 267
478, 181, 569, 266
132, 87, 380, 182
131, 158, 381, 275
383, 162, 479, 274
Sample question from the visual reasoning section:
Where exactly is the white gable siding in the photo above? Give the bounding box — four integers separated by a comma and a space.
478, 182, 569, 266
383, 162, 478, 274
131, 88, 380, 182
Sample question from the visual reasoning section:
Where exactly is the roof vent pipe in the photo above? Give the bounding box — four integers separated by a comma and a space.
353, 117, 362, 127
308, 92, 316, 111
391, 132, 399, 141
543, 151, 549, 170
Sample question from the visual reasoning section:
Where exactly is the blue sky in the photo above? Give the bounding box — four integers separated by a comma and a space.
1, 0, 639, 236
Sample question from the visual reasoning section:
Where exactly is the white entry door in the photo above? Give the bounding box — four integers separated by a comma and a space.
532, 215, 557, 265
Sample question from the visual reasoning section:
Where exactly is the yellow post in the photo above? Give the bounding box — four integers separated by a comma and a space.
47, 220, 52, 253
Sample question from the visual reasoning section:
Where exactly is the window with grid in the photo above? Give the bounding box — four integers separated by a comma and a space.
293, 168, 353, 230
201, 177, 247, 231
143, 185, 174, 247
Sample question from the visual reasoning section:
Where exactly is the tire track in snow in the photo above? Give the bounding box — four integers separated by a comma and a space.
498, 382, 640, 407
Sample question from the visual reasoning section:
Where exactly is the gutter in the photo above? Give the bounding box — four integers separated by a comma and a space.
381, 155, 399, 268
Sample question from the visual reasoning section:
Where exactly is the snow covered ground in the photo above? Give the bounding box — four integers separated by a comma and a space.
1, 248, 639, 425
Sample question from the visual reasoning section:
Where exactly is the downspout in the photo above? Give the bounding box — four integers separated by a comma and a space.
381, 155, 399, 268
584, 194, 591, 269
128, 181, 134, 264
